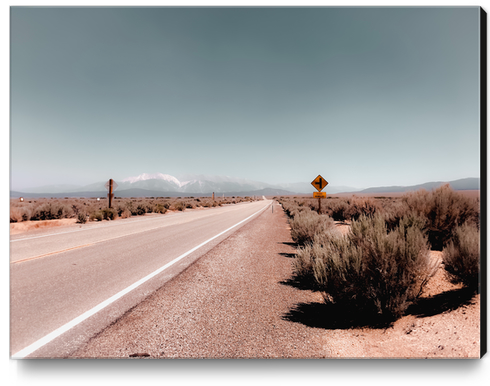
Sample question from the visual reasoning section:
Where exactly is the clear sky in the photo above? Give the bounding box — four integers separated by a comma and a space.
10, 6, 481, 190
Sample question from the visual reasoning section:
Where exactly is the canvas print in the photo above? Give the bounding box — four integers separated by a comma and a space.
10, 6, 484, 359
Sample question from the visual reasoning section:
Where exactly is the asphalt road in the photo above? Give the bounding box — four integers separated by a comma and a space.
10, 199, 271, 358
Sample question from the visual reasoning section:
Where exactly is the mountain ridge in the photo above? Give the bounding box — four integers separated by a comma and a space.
11, 174, 480, 198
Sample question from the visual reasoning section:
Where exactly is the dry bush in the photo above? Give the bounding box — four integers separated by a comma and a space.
345, 196, 380, 221
443, 223, 480, 292
89, 210, 103, 222
289, 211, 335, 246
30, 201, 74, 221
154, 203, 167, 214
403, 185, 479, 250
326, 198, 350, 221
172, 201, 186, 211
300, 214, 437, 324
10, 206, 25, 222
76, 211, 87, 224
101, 207, 117, 220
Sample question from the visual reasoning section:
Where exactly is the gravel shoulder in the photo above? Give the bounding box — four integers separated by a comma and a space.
70, 204, 481, 359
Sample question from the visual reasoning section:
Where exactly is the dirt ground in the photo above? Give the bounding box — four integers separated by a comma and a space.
10, 218, 78, 235
66, 205, 481, 359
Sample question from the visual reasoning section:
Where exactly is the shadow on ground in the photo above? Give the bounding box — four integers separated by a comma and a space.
283, 288, 477, 330
282, 301, 390, 329
407, 287, 477, 317
280, 242, 298, 248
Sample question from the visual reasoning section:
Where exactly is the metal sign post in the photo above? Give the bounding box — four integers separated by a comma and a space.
311, 175, 328, 214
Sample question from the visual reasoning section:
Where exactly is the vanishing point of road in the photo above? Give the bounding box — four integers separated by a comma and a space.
10, 199, 271, 358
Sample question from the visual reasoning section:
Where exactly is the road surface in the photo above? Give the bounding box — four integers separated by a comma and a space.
10, 200, 271, 358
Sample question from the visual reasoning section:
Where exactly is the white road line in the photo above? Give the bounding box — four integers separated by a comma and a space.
11, 201, 271, 359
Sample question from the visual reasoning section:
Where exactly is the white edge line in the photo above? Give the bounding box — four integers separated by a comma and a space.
11, 201, 271, 359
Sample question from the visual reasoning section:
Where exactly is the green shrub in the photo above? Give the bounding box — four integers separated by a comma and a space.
302, 214, 437, 324
443, 223, 480, 292
289, 211, 335, 246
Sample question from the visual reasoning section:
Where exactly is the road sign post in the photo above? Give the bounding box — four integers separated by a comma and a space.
311, 175, 328, 214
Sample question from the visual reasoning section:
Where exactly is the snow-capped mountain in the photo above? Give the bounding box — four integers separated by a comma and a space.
118, 173, 276, 194
122, 173, 182, 187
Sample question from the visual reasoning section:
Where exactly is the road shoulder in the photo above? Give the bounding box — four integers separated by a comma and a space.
71, 202, 329, 358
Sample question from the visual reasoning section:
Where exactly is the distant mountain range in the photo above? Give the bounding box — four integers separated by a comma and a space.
358, 177, 480, 194
10, 173, 480, 198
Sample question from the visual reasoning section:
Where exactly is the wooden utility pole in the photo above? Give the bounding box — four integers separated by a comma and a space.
108, 179, 114, 208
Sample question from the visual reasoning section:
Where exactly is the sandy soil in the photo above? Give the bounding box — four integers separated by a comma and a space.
10, 218, 79, 235
69, 205, 481, 359
9, 207, 209, 236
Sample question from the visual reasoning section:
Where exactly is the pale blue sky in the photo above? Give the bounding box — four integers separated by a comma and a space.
10, 6, 481, 190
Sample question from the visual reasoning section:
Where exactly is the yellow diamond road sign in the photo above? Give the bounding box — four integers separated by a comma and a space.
311, 175, 328, 192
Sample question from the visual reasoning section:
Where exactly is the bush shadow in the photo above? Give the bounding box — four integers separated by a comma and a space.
280, 241, 298, 248
407, 287, 477, 317
280, 276, 321, 292
282, 302, 391, 330
279, 252, 296, 259
283, 287, 477, 331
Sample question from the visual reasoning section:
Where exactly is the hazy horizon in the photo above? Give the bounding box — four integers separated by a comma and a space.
10, 7, 481, 191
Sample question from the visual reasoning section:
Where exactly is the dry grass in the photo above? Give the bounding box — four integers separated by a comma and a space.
10, 196, 261, 224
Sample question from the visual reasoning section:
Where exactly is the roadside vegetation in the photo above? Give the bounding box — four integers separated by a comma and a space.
10, 196, 260, 224
278, 185, 480, 326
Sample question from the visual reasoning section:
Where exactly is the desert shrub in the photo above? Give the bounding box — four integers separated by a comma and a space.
172, 201, 186, 211
144, 203, 153, 214
443, 223, 480, 292
184, 201, 195, 209
30, 202, 73, 220
10, 206, 31, 222
201, 200, 218, 208
76, 211, 87, 224
135, 203, 147, 215
327, 199, 350, 221
403, 185, 479, 250
345, 197, 380, 221
302, 214, 437, 324
101, 207, 118, 220
89, 210, 103, 222
289, 211, 335, 246
154, 203, 167, 214
120, 208, 131, 218
382, 200, 415, 231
